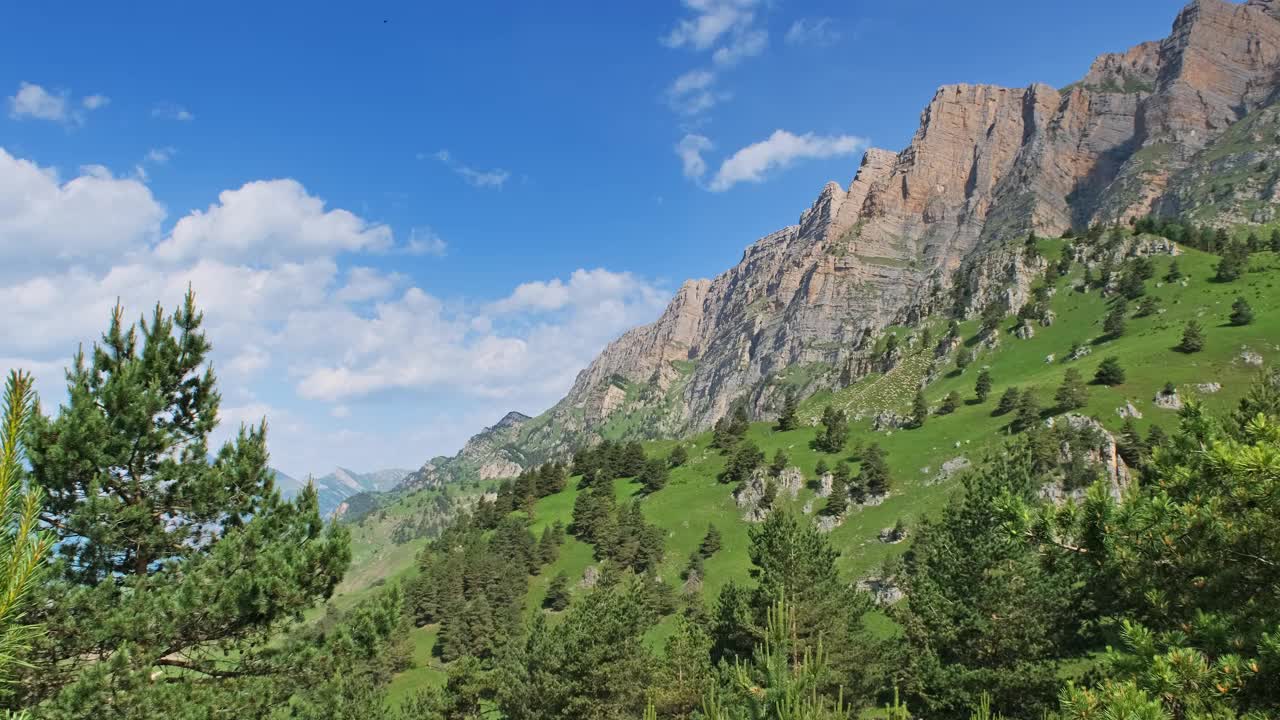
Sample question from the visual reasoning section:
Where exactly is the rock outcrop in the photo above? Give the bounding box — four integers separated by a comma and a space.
403, 1, 1280, 487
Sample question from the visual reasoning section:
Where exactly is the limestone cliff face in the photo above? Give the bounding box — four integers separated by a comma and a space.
402, 1, 1280, 488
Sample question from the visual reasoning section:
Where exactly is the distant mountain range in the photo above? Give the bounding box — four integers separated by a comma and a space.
271, 466, 411, 518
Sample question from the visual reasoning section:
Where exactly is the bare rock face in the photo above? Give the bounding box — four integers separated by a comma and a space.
401, 411, 532, 489
401, 2, 1280, 487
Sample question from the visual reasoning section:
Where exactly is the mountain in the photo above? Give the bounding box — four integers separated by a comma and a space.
272, 466, 412, 517
401, 0, 1280, 490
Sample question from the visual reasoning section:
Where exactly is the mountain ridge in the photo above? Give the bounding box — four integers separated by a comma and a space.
399, 0, 1280, 491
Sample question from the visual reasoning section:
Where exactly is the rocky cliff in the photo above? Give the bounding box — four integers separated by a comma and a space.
402, 0, 1280, 489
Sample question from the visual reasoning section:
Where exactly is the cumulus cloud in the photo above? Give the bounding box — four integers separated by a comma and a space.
82, 94, 110, 110
432, 149, 510, 189
0, 148, 165, 272
0, 147, 668, 477
9, 82, 70, 123
675, 134, 712, 180
154, 179, 393, 263
785, 18, 841, 47
707, 130, 868, 191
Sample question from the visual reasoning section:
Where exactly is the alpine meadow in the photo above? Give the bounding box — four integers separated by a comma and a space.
5, 1, 1280, 719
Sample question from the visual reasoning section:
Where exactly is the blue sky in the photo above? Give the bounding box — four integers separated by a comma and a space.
0, 0, 1185, 478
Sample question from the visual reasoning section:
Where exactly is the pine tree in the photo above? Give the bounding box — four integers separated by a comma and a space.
1118, 271, 1145, 300
1012, 390, 1042, 432
1103, 301, 1128, 338
1230, 296, 1254, 326
974, 369, 993, 403
815, 405, 848, 453
911, 389, 929, 429
727, 405, 750, 439
1215, 242, 1248, 282
776, 392, 799, 432
1164, 259, 1183, 282
1134, 296, 1161, 318
719, 441, 764, 485
1055, 368, 1090, 410
1178, 319, 1205, 353
1271, 228, 1280, 253
20, 294, 391, 714
0, 371, 53, 687
639, 457, 669, 494
544, 572, 571, 611
995, 386, 1020, 416
814, 459, 829, 478
699, 524, 722, 558
668, 444, 689, 468
860, 443, 891, 497
654, 610, 714, 719
822, 463, 849, 517
938, 391, 961, 416
1094, 356, 1126, 386
769, 449, 789, 477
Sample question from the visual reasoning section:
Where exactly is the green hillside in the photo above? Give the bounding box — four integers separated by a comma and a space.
337, 228, 1280, 708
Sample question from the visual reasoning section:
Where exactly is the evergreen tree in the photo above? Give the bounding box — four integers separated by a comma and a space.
974, 369, 993, 403
638, 457, 669, 494
1117, 271, 1145, 300
1271, 228, 1280, 253
654, 610, 714, 720
543, 572, 571, 611
1229, 296, 1254, 326
19, 294, 394, 715
813, 459, 829, 478
1164, 259, 1183, 282
719, 442, 764, 485
1102, 301, 1127, 338
911, 389, 929, 429
1012, 390, 1042, 433
1093, 356, 1126, 386
994, 387, 1020, 416
0, 371, 53, 688
1134, 296, 1160, 318
860, 443, 891, 498
769, 449, 789, 477
668, 444, 689, 468
815, 405, 848, 453
897, 442, 1077, 719
497, 579, 658, 720
775, 392, 799, 432
698, 524, 722, 558
1214, 242, 1248, 282
938, 391, 961, 416
1054, 368, 1089, 411
1177, 319, 1205, 353
821, 464, 849, 517
727, 405, 750, 439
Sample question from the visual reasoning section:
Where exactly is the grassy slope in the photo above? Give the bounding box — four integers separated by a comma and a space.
369, 240, 1280, 703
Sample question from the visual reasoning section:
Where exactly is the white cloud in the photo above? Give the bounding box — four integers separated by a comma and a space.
405, 227, 448, 256
0, 147, 668, 477
82, 94, 110, 110
707, 129, 868, 191
785, 18, 841, 47
663, 0, 761, 51
8, 82, 70, 123
712, 29, 767, 67
432, 149, 511, 189
666, 69, 730, 116
152, 102, 194, 121
145, 147, 175, 164
675, 134, 712, 179
0, 147, 165, 271
155, 179, 393, 263
296, 269, 667, 403
335, 266, 403, 303
659, 1, 765, 121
